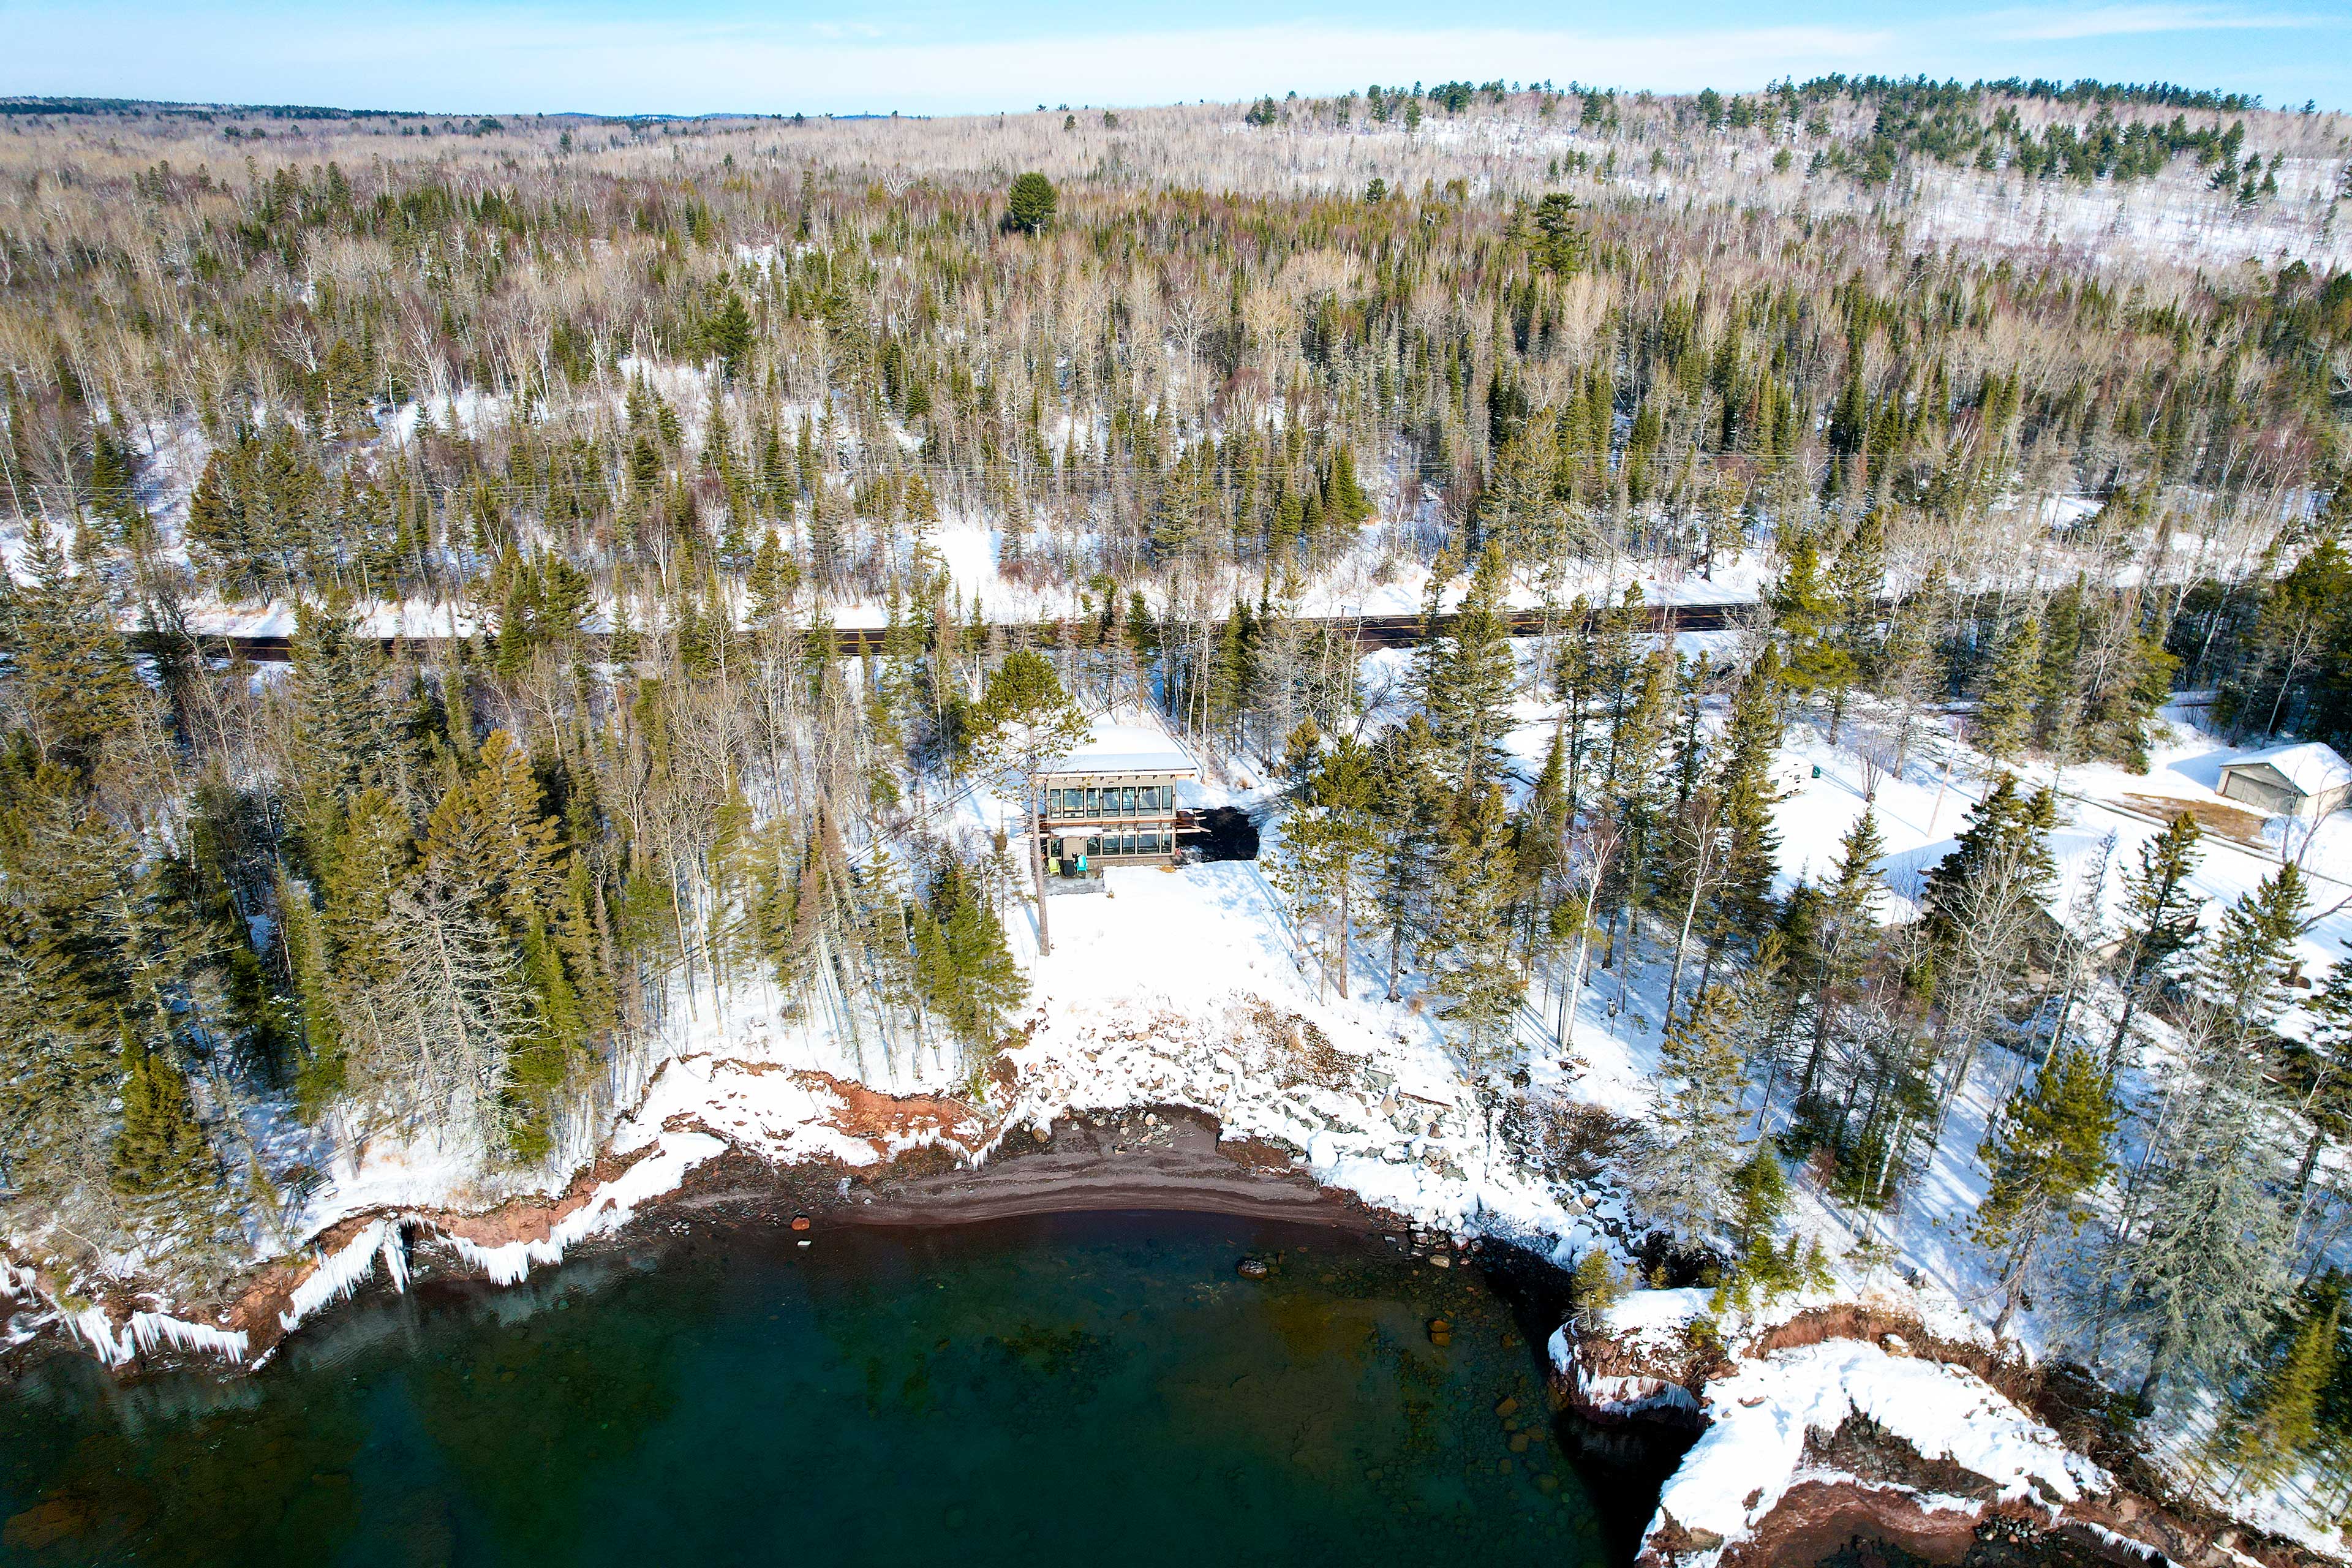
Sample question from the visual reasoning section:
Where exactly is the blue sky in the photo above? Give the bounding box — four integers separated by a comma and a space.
6, 1, 2348, 116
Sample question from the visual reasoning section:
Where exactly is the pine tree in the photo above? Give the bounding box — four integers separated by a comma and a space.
1266, 732, 1340, 977
1270, 734, 1384, 1000
1923, 774, 2056, 943
2299, 949, 2352, 1200
0, 900, 119, 1204
2208, 1276, 2341, 1494
1974, 617, 2043, 761
1428, 544, 1516, 791
1634, 983, 1748, 1238
707, 290, 755, 379
1424, 783, 1525, 1071
1825, 512, 1885, 734
1714, 1140, 1830, 1311
376, 878, 530, 1154
111, 1025, 217, 1200
747, 528, 798, 622
289, 597, 407, 829
1713, 645, 1786, 947
421, 730, 564, 935
1005, 172, 1058, 233
1972, 1042, 2117, 1340
2198, 862, 2307, 1044
1372, 717, 1443, 1003
1773, 529, 1857, 725
0, 522, 150, 773
1730, 1140, 1790, 1257
1792, 807, 1886, 1102
1919, 775, 2056, 1140
2108, 812, 2204, 1064
2120, 1036, 2292, 1413
911, 856, 1027, 1063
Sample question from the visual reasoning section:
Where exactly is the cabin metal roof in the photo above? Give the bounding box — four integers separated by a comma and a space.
1042, 721, 1197, 778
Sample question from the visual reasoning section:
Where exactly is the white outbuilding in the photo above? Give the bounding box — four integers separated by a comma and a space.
2215, 741, 2352, 821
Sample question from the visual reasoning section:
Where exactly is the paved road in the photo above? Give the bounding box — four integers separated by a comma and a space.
170, 600, 1760, 663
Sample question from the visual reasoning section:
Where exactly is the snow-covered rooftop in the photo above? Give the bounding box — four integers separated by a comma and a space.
2222, 741, 2352, 797
1046, 721, 1196, 778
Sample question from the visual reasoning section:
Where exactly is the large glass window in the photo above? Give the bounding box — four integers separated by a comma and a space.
1084, 788, 1100, 815
1119, 787, 1135, 815
1159, 785, 1175, 811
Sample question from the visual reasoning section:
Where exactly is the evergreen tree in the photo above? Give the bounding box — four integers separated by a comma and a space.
707, 290, 755, 380
2198, 862, 2308, 1044
1714, 1139, 1831, 1311
1632, 982, 1748, 1237
1773, 529, 1857, 725
1729, 1140, 1790, 1257
2120, 1036, 2292, 1413
1713, 647, 1785, 946
1972, 1042, 2117, 1340
1923, 774, 2056, 943
2299, 949, 2352, 1199
1877, 567, 1947, 771
1826, 512, 1885, 734
2208, 1274, 2341, 1494
1527, 192, 1588, 276
1371, 717, 1443, 1003
111, 1025, 217, 1200
0, 522, 150, 773
1919, 775, 2056, 1138
748, 527, 799, 621
1974, 617, 2043, 761
1428, 544, 1516, 791
1792, 807, 1886, 1102
1270, 734, 1383, 1000
289, 598, 407, 830
1424, 784, 1525, 1071
1006, 172, 1058, 233
2108, 812, 2204, 1064
0, 900, 119, 1204
911, 856, 1026, 1063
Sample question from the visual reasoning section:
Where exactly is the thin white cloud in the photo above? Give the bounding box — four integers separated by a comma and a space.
1988, 4, 2313, 42
3, 2, 2337, 114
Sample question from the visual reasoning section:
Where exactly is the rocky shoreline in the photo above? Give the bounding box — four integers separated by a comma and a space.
9, 1087, 2343, 1568
0, 1101, 1385, 1376
1552, 1289, 2341, 1568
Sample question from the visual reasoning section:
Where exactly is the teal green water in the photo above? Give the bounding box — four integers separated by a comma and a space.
0, 1212, 1614, 1567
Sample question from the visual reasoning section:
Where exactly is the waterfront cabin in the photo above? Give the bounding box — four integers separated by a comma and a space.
1037, 722, 1197, 888
2216, 741, 2352, 821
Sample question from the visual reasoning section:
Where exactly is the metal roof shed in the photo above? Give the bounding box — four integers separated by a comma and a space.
2216, 741, 2352, 821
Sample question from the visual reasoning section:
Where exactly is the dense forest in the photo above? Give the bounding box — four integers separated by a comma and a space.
3, 77, 2352, 1510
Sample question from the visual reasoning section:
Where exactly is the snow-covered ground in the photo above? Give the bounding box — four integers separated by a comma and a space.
17, 551, 2350, 1553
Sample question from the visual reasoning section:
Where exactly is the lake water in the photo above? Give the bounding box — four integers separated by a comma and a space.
0, 1211, 1623, 1567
